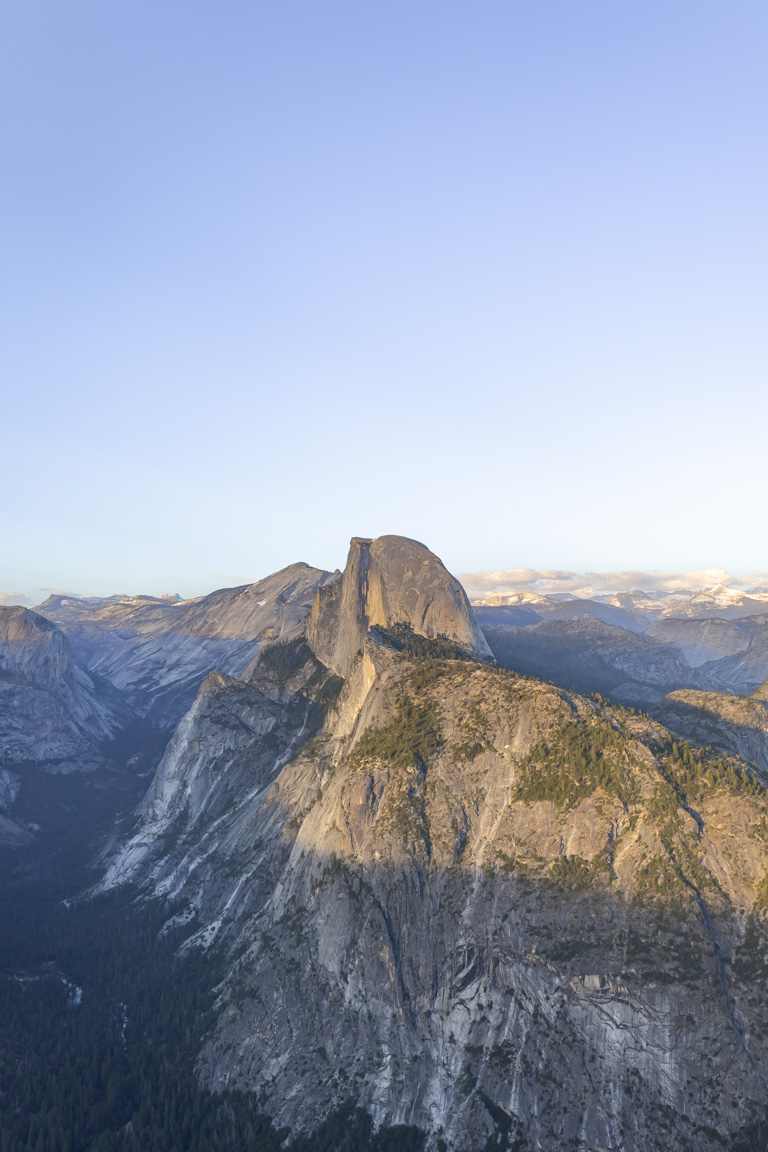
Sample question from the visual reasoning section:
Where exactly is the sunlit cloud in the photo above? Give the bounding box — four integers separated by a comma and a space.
0, 592, 31, 606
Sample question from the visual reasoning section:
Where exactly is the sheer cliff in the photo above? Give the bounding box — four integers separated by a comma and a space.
307, 536, 491, 678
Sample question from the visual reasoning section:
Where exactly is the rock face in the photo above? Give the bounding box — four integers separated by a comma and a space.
0, 606, 131, 845
100, 536, 768, 1150
655, 682, 768, 775
308, 536, 491, 678
99, 645, 341, 897
647, 616, 762, 668
38, 563, 333, 726
0, 607, 119, 769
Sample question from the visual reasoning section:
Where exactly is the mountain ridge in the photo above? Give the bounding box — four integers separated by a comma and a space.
96, 535, 768, 1151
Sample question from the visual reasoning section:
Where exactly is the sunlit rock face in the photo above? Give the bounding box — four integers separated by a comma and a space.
101, 538, 768, 1152
308, 535, 492, 678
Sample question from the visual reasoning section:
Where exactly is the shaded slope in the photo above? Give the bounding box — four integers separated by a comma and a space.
38, 563, 334, 725
482, 616, 713, 703
655, 682, 768, 776
0, 606, 135, 845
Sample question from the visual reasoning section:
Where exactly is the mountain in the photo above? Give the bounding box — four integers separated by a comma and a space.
471, 591, 559, 608
664, 585, 768, 620
646, 615, 767, 668
102, 535, 490, 893
0, 563, 339, 852
0, 606, 129, 845
0, 607, 121, 767
479, 616, 717, 704
476, 586, 768, 623
473, 594, 648, 632
37, 563, 333, 726
307, 535, 492, 677
645, 617, 768, 696
603, 589, 676, 615
477, 599, 648, 634
469, 603, 544, 628
100, 536, 768, 1151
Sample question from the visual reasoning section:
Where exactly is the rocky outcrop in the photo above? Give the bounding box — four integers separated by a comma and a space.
38, 563, 333, 726
308, 536, 491, 678
655, 683, 768, 775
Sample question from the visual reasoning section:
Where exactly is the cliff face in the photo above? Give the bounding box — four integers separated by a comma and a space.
308, 536, 491, 678
0, 607, 120, 769
101, 538, 768, 1151
0, 606, 131, 845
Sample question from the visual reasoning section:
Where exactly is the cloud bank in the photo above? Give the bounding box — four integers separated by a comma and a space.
460, 568, 768, 600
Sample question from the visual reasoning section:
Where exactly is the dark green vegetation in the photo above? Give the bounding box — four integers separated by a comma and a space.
256, 637, 344, 725
0, 882, 280, 1152
376, 624, 479, 664
517, 714, 767, 815
655, 735, 767, 806
350, 678, 444, 772
257, 637, 317, 680
516, 720, 634, 809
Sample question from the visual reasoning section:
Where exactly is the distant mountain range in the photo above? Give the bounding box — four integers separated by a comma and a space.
474, 582, 768, 620
473, 585, 768, 704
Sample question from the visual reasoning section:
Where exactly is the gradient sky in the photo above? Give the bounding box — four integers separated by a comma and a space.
2, 1, 767, 603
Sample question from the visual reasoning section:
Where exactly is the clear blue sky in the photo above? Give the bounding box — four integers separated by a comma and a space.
2, 1, 767, 601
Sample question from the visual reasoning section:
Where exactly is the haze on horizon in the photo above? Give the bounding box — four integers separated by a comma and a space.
2, 1, 767, 603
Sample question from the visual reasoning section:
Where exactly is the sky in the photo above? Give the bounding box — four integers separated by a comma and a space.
2, 1, 767, 605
